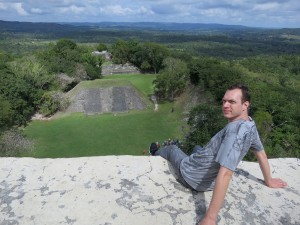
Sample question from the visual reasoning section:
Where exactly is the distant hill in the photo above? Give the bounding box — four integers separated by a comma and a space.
65, 21, 251, 31
0, 20, 258, 33
1, 20, 299, 35
0, 20, 74, 33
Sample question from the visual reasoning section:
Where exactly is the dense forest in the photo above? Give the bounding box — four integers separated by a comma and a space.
0, 20, 299, 159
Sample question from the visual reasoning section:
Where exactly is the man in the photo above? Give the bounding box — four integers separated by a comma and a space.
149, 84, 287, 225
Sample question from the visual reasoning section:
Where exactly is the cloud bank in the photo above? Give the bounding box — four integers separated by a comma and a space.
0, 0, 299, 28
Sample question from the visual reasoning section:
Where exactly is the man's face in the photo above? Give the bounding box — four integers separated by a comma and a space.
222, 89, 249, 122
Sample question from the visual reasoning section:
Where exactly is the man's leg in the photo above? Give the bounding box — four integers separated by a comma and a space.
154, 145, 187, 167
191, 145, 203, 154
153, 145, 193, 189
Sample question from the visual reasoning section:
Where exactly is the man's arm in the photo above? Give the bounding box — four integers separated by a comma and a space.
254, 150, 288, 188
199, 166, 233, 225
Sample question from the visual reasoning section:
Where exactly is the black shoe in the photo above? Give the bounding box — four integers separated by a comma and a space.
149, 142, 158, 156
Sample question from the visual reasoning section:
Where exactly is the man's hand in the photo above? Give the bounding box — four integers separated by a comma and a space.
254, 150, 288, 189
198, 215, 216, 225
265, 178, 288, 188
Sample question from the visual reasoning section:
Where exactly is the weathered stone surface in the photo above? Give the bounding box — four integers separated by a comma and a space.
0, 157, 299, 225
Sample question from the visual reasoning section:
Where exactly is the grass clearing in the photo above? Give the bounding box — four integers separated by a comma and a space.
102, 73, 156, 97
23, 74, 185, 158
23, 106, 183, 158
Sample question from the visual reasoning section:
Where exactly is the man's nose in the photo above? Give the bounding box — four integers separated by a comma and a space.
223, 101, 229, 107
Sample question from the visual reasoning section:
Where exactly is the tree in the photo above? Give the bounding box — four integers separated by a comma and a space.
0, 128, 34, 156
269, 126, 300, 158
111, 40, 169, 73
9, 55, 55, 90
184, 104, 226, 154
81, 53, 103, 79
0, 52, 13, 63
53, 39, 77, 52
39, 39, 81, 75
38, 91, 69, 116
188, 58, 243, 101
0, 62, 35, 125
84, 63, 101, 80
0, 95, 13, 131
153, 57, 188, 100
253, 110, 273, 143
111, 39, 132, 64
140, 42, 169, 74
188, 58, 221, 86
96, 43, 108, 52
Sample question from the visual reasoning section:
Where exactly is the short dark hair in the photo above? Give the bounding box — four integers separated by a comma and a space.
227, 84, 251, 103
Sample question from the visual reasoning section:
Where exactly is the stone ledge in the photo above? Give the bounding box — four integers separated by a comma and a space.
0, 157, 299, 225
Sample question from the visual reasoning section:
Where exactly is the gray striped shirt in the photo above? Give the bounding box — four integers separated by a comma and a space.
180, 118, 263, 191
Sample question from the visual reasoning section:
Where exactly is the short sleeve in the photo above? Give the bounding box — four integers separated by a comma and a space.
215, 122, 253, 171
250, 126, 264, 152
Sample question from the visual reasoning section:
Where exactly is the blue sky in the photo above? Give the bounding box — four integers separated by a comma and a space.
0, 0, 299, 28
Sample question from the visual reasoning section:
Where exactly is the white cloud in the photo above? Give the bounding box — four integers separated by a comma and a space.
31, 8, 43, 14
100, 5, 133, 16
253, 2, 280, 11
70, 5, 85, 13
200, 7, 230, 18
61, 0, 81, 5
136, 6, 154, 15
59, 5, 85, 14
0, 2, 8, 10
98, 4, 153, 16
11, 3, 28, 16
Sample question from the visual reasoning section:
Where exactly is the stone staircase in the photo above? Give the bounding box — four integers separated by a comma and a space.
102, 63, 141, 76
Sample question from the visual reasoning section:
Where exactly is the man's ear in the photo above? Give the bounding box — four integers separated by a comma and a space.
243, 101, 250, 111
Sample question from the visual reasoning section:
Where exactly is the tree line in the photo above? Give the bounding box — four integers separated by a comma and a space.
1, 20, 300, 60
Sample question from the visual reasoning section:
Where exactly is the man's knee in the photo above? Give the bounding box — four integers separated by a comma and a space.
192, 145, 203, 154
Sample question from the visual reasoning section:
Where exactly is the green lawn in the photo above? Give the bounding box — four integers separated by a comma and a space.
102, 73, 156, 98
22, 74, 185, 158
